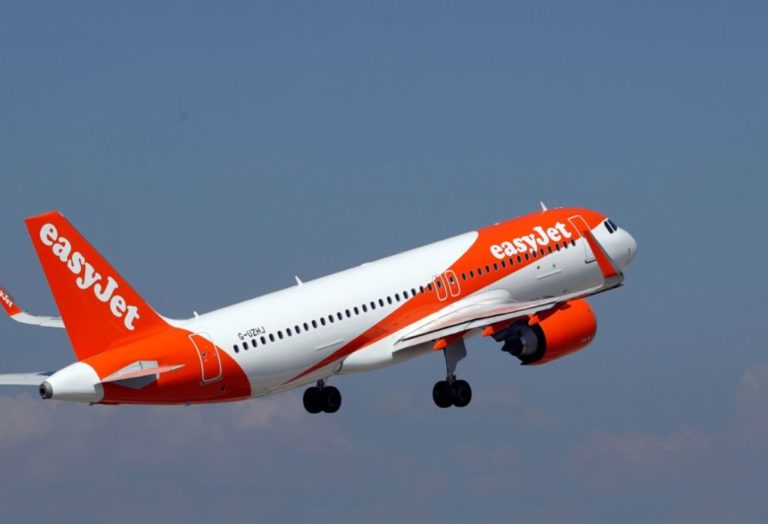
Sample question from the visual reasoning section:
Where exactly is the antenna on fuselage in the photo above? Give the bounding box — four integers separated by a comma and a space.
540, 201, 548, 212
295, 276, 303, 286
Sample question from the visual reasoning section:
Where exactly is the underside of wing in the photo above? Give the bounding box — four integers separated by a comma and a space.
394, 287, 601, 351
0, 372, 52, 386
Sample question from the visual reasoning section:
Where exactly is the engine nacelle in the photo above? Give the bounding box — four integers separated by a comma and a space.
500, 299, 597, 365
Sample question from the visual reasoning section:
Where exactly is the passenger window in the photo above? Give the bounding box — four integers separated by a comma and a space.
370, 302, 376, 310
328, 315, 334, 323
295, 325, 300, 334
411, 288, 417, 296
269, 334, 275, 342
462, 272, 467, 280
277, 331, 283, 339
379, 299, 384, 307
337, 312, 343, 320
485, 265, 490, 273
346, 309, 351, 318
395, 293, 400, 301
469, 270, 475, 278
252, 338, 257, 347
261, 336, 266, 345
320, 318, 326, 326
312, 320, 318, 328
517, 255, 522, 263
525, 253, 530, 260
303, 322, 309, 331
286, 328, 292, 336
354, 306, 360, 315
387, 297, 392, 305
362, 304, 368, 312
403, 290, 409, 299
477, 267, 483, 276
233, 344, 239, 353
419, 286, 425, 294
243, 342, 249, 350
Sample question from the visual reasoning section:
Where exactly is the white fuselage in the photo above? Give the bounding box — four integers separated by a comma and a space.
175, 216, 629, 396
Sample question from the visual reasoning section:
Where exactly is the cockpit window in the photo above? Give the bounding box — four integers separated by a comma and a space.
604, 219, 619, 234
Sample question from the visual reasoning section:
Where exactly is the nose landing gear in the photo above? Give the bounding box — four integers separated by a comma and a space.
432, 338, 472, 409
303, 380, 342, 414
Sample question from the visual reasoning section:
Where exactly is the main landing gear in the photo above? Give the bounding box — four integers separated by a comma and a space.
302, 380, 342, 414
432, 338, 472, 409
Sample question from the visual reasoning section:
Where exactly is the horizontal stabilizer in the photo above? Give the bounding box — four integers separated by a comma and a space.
101, 363, 184, 384
0, 372, 52, 386
0, 284, 64, 328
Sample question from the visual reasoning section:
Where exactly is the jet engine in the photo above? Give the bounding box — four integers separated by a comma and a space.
498, 299, 597, 365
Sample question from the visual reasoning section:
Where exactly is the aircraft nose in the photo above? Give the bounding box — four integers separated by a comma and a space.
619, 229, 637, 269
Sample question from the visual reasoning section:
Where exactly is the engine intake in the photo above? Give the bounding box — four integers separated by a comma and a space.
500, 299, 597, 365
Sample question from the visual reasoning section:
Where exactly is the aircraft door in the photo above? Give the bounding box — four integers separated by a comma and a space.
568, 215, 596, 263
433, 274, 449, 301
189, 333, 223, 383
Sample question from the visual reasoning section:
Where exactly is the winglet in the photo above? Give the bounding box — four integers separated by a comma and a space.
0, 284, 22, 317
0, 283, 65, 328
578, 227, 624, 288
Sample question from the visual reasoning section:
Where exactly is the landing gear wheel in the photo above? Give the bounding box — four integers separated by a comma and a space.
432, 380, 452, 408
321, 386, 342, 413
302, 387, 322, 414
451, 380, 472, 408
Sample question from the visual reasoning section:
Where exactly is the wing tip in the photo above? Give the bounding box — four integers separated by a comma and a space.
0, 284, 23, 316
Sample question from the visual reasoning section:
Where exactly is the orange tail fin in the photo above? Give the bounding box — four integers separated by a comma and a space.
25, 212, 168, 360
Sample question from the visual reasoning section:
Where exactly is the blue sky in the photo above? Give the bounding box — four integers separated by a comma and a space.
1, 2, 767, 523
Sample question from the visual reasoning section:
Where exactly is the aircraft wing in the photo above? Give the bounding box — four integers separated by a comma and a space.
0, 284, 64, 328
0, 372, 52, 386
393, 288, 598, 350
394, 225, 624, 351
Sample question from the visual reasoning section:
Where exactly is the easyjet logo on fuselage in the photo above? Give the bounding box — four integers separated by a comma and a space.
39, 223, 140, 330
490, 222, 573, 259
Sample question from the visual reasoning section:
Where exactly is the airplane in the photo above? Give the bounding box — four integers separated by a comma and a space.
0, 205, 636, 413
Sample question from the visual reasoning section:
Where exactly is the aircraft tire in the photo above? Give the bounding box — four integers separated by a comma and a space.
432, 380, 452, 408
321, 386, 342, 413
303, 387, 322, 414
451, 380, 472, 408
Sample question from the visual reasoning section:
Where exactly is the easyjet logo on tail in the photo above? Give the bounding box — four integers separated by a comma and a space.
39, 223, 140, 330
490, 222, 573, 259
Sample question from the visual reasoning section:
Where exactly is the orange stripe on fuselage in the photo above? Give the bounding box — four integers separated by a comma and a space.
286, 208, 606, 384
84, 327, 251, 405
